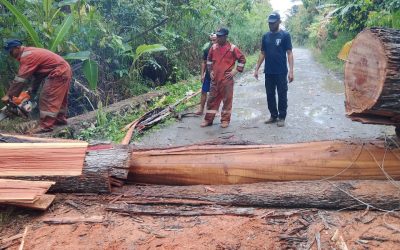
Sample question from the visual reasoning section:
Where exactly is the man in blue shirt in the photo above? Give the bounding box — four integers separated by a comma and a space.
254, 12, 294, 127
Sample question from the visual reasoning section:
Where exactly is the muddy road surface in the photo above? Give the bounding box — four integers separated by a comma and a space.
137, 48, 394, 148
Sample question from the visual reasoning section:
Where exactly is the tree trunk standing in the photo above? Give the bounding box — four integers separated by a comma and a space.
344, 28, 400, 127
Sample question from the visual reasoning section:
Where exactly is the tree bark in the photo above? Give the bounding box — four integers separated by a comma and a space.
345, 28, 400, 126
116, 180, 400, 210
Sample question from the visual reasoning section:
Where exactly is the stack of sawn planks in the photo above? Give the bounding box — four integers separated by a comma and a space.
0, 134, 88, 210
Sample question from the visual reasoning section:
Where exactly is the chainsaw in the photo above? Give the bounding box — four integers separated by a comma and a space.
0, 91, 36, 122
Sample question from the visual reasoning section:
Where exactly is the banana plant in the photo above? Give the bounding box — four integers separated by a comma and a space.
0, 0, 98, 90
0, 0, 42, 47
129, 44, 168, 80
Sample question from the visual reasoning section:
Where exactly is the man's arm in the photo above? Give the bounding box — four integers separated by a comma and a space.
201, 60, 206, 83
226, 47, 246, 79
287, 50, 294, 83
254, 51, 265, 80
207, 47, 214, 80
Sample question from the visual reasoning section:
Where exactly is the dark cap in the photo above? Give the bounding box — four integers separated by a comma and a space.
4, 39, 22, 52
216, 28, 229, 36
268, 12, 281, 23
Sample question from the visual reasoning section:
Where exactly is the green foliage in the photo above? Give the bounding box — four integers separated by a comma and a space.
78, 77, 201, 142
314, 31, 355, 72
49, 15, 74, 52
63, 51, 91, 60
366, 10, 400, 29
286, 0, 400, 72
129, 44, 168, 80
0, 0, 42, 47
83, 59, 99, 90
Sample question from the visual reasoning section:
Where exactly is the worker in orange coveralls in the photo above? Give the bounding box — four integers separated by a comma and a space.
201, 28, 246, 128
1, 39, 72, 133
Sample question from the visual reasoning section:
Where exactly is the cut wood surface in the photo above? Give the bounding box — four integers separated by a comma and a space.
8, 195, 56, 211
0, 179, 55, 210
129, 140, 400, 185
345, 28, 400, 125
3, 144, 130, 193
0, 179, 55, 203
118, 180, 400, 210
0, 142, 88, 176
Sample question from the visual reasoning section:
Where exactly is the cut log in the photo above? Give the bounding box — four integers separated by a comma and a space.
117, 180, 400, 210
129, 140, 400, 185
3, 145, 130, 193
344, 28, 400, 125
0, 136, 130, 193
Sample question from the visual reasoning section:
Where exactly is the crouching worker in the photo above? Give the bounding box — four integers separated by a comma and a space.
1, 39, 72, 133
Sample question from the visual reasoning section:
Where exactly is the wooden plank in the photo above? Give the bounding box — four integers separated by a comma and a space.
0, 179, 54, 204
0, 142, 88, 176
8, 194, 55, 211
129, 140, 400, 185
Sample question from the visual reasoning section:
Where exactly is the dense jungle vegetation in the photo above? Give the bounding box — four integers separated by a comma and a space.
0, 0, 272, 115
286, 0, 400, 72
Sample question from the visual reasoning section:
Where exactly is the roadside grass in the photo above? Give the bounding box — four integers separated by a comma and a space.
78, 78, 202, 142
78, 53, 260, 143
310, 32, 356, 74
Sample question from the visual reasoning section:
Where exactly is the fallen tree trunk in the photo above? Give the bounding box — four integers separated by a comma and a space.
345, 28, 400, 126
116, 180, 400, 210
15, 91, 166, 136
129, 140, 400, 185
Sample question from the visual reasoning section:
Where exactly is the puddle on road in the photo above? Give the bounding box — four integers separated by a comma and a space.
304, 105, 335, 124
322, 76, 344, 94
233, 107, 263, 120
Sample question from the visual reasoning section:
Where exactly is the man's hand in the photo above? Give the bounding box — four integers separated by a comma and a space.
288, 70, 294, 83
225, 69, 238, 80
254, 69, 259, 80
1, 95, 9, 104
210, 71, 215, 81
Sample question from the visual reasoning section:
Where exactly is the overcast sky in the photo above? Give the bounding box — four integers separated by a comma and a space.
270, 0, 303, 20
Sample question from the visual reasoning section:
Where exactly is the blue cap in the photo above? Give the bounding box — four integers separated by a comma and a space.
268, 12, 281, 23
4, 39, 23, 52
216, 28, 229, 36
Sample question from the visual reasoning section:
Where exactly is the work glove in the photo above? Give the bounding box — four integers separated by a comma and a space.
1, 95, 9, 104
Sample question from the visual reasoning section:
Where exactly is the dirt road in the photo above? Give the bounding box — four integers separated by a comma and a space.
137, 48, 394, 148
1, 49, 399, 250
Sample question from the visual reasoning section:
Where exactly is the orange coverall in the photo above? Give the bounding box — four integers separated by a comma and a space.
204, 42, 246, 124
7, 47, 72, 129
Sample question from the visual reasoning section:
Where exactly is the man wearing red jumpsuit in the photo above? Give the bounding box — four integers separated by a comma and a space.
201, 28, 246, 128
1, 39, 72, 133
